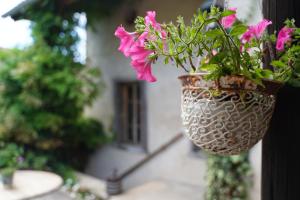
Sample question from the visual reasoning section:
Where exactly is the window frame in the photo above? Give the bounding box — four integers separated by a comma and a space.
113, 80, 148, 153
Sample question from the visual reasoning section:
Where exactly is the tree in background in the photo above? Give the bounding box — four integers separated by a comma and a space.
0, 0, 106, 178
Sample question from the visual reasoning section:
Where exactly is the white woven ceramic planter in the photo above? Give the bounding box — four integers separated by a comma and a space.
179, 73, 282, 156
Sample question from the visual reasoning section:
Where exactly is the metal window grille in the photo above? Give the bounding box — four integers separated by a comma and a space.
115, 81, 146, 148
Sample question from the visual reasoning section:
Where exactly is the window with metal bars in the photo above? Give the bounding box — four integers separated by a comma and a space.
115, 81, 147, 151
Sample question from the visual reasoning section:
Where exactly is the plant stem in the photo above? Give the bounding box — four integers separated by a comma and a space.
158, 21, 208, 57
214, 20, 241, 73
178, 60, 189, 72
157, 17, 242, 74
188, 57, 196, 71
201, 41, 212, 55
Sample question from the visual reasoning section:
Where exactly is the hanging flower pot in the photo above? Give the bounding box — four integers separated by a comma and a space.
115, 7, 299, 155
179, 74, 282, 155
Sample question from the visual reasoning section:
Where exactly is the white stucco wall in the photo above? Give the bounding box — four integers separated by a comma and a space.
85, 0, 263, 199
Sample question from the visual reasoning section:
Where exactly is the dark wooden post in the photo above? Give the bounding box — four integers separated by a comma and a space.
262, 1, 300, 200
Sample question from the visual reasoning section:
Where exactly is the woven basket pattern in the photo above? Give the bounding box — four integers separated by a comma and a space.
180, 75, 278, 155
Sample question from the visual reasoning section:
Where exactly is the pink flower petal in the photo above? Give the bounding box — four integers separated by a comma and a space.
221, 8, 237, 29
276, 40, 285, 51
114, 26, 136, 57
131, 60, 157, 82
241, 29, 253, 43
250, 19, 272, 38
127, 26, 156, 82
140, 65, 157, 82
130, 49, 152, 62
115, 11, 164, 82
241, 19, 272, 44
145, 11, 161, 30
276, 27, 294, 51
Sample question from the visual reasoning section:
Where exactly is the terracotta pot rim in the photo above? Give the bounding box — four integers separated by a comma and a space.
178, 73, 283, 84
178, 73, 283, 95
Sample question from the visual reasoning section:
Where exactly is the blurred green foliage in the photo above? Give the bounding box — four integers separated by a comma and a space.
205, 154, 252, 200
0, 142, 24, 176
15, 0, 128, 26
0, 0, 106, 178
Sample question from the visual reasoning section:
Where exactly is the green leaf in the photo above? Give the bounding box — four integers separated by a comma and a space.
176, 15, 185, 25
206, 29, 223, 38
260, 69, 274, 79
174, 56, 182, 67
230, 24, 247, 36
269, 34, 277, 43
164, 57, 170, 64
177, 25, 182, 38
187, 48, 193, 56
250, 74, 263, 86
148, 54, 158, 61
201, 64, 219, 72
288, 79, 300, 87
196, 11, 205, 23
271, 60, 287, 68
221, 10, 236, 17
290, 46, 300, 52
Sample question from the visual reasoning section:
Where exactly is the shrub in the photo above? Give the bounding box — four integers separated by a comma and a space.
0, 142, 24, 176
205, 154, 252, 200
0, 42, 105, 171
0, 1, 106, 172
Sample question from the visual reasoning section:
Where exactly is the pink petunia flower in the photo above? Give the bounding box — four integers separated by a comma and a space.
114, 26, 136, 57
145, 11, 161, 30
276, 26, 294, 51
250, 19, 272, 38
221, 8, 237, 28
241, 29, 253, 43
115, 11, 167, 82
241, 19, 272, 44
115, 11, 163, 82
145, 11, 167, 39
131, 60, 157, 82
129, 32, 157, 82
